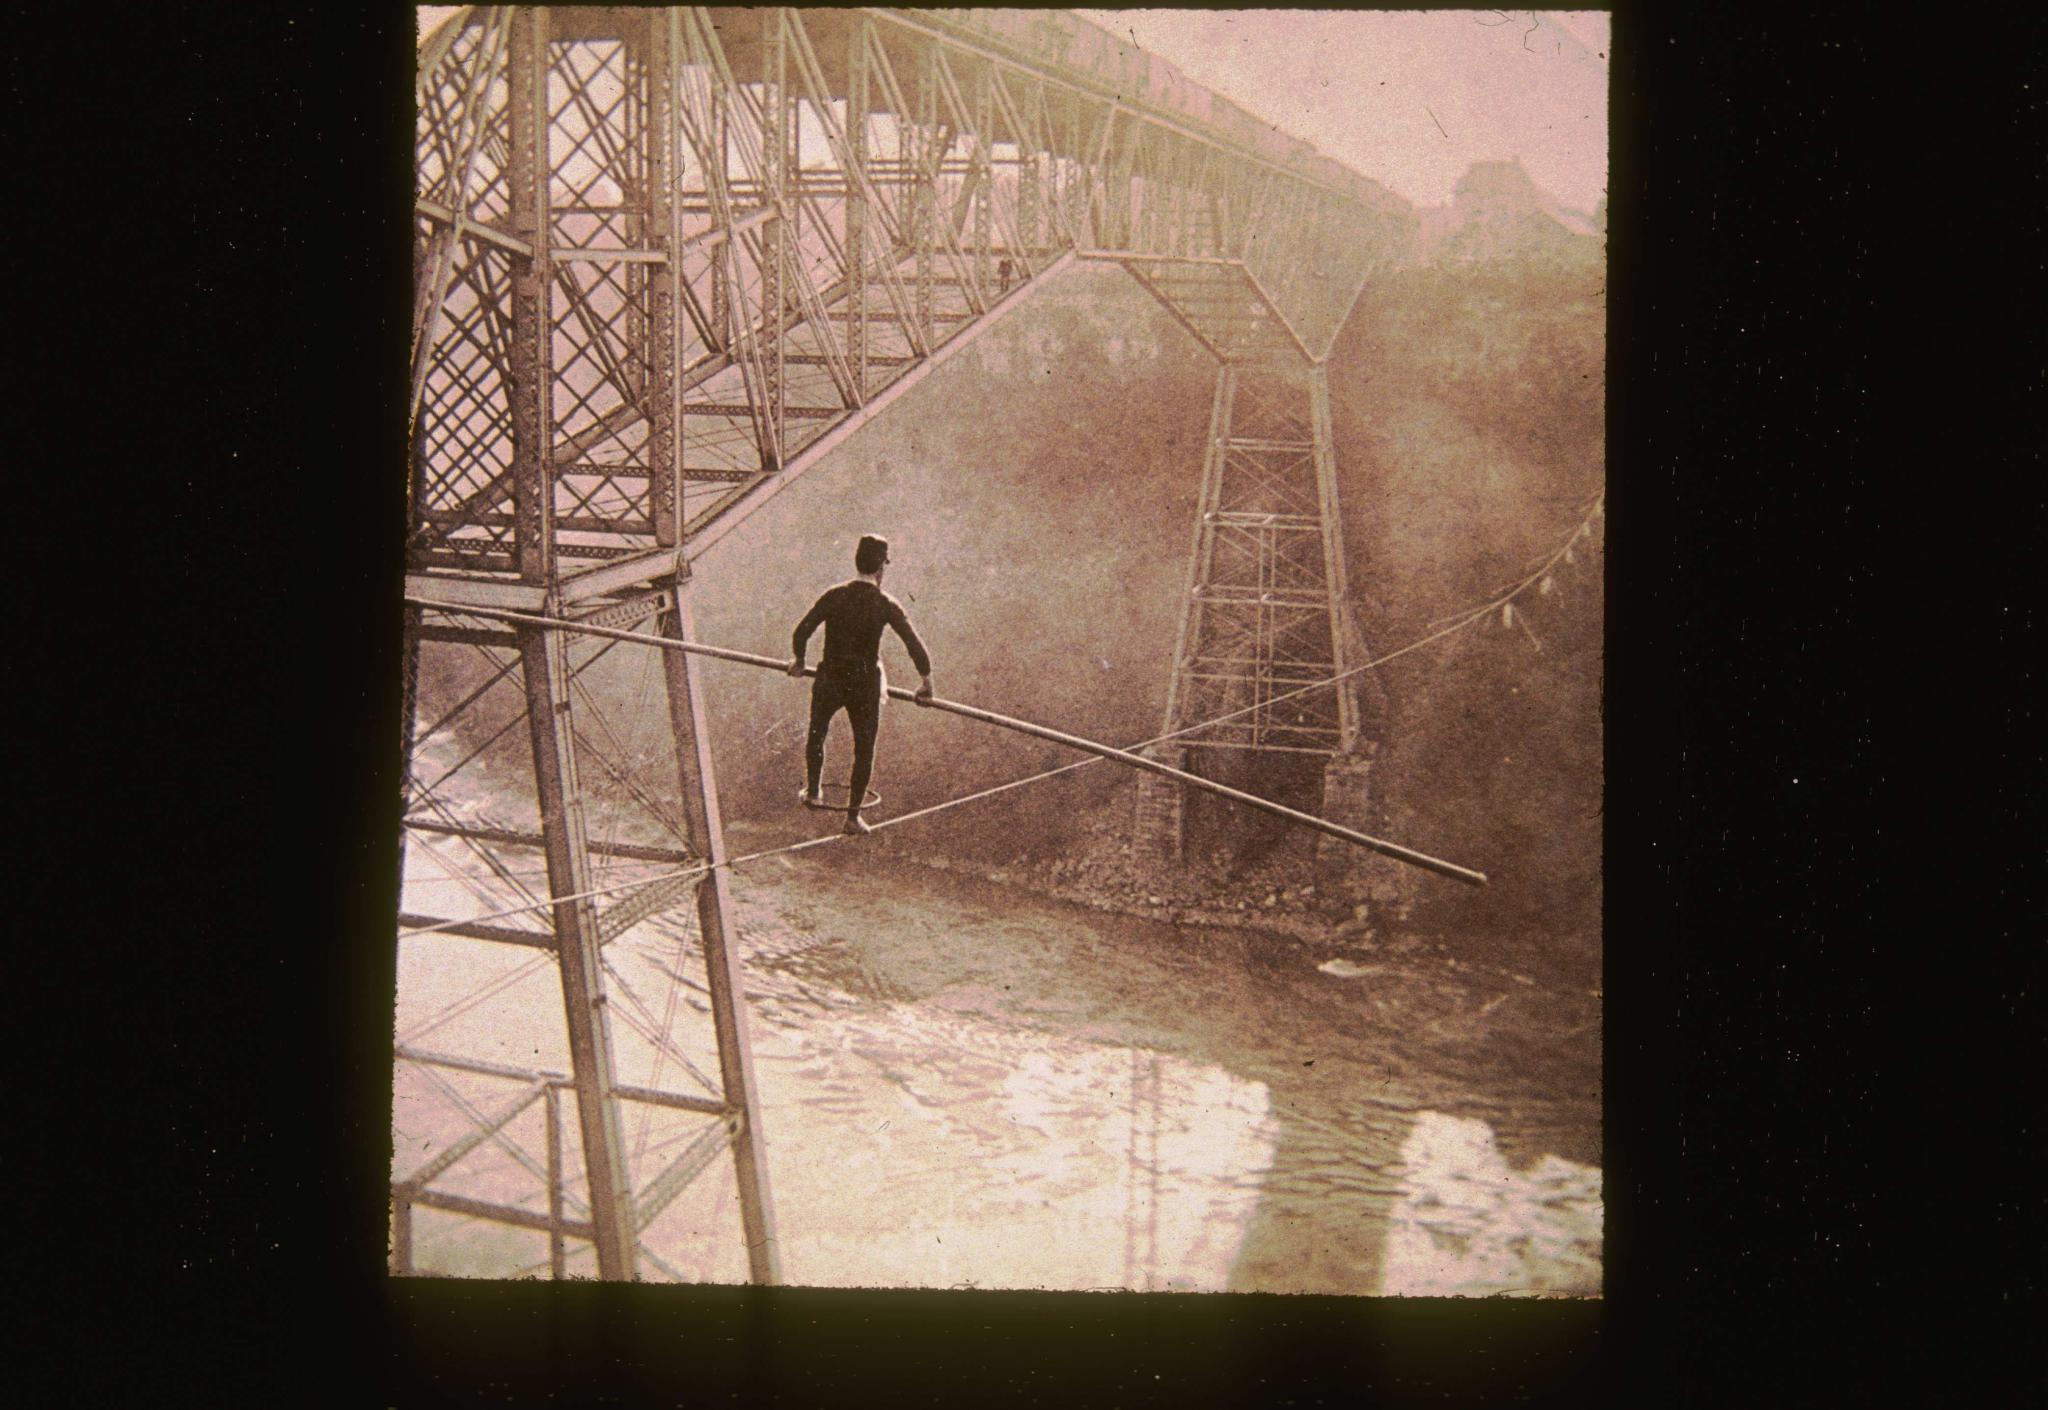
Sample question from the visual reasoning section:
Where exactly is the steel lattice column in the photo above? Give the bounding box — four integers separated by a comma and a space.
760, 8, 789, 470
971, 61, 994, 304
646, 9, 682, 546
509, 4, 637, 1279
1135, 357, 1369, 862
506, 6, 553, 585
845, 16, 870, 401
657, 569, 781, 1284
913, 45, 936, 348
519, 614, 639, 1279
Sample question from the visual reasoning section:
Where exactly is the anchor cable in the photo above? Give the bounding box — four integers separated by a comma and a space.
400, 603, 1489, 885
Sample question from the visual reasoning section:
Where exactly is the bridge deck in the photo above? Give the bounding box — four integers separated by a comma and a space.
411, 5, 1411, 582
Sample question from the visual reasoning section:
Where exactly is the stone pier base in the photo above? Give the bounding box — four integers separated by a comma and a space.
1316, 750, 1379, 913
1132, 745, 1189, 867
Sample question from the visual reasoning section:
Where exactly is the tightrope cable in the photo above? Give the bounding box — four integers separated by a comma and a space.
392, 496, 1599, 1034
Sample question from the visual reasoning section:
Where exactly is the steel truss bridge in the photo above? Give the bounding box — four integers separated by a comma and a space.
401, 5, 1414, 1284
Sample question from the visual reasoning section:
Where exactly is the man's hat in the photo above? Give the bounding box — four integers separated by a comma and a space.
856, 533, 891, 569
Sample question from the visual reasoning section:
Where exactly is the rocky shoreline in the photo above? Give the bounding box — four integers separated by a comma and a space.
912, 796, 1357, 942
916, 846, 1343, 946
727, 793, 1598, 1009
895, 803, 1538, 988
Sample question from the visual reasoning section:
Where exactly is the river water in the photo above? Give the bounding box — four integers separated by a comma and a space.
393, 773, 1601, 1296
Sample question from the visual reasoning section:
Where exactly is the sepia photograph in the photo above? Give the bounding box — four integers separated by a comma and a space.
395, 5, 1607, 1297
33, 0, 2018, 1401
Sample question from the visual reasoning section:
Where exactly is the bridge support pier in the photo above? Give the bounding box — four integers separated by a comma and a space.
396, 577, 784, 1284
1315, 749, 1379, 912
1132, 745, 1190, 866
1136, 356, 1375, 881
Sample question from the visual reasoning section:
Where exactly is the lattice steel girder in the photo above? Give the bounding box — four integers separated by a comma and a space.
412, 7, 1410, 577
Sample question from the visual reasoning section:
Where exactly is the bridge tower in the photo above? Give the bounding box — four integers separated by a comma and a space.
403, 7, 1412, 1281
401, 7, 784, 1284
1091, 242, 1396, 890
1131, 356, 1374, 876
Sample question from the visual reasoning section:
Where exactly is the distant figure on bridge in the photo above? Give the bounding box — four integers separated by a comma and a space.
789, 534, 934, 835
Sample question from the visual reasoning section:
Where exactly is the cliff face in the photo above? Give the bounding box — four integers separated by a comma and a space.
1328, 234, 1605, 962
683, 262, 1216, 859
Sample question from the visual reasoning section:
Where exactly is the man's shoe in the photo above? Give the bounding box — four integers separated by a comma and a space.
842, 815, 871, 836
798, 787, 822, 807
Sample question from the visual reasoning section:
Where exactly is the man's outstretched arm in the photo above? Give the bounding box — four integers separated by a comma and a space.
885, 601, 935, 703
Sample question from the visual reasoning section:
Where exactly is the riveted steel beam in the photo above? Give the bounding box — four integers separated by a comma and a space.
657, 567, 780, 1283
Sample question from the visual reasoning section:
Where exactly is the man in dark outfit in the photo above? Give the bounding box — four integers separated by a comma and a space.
788, 534, 934, 835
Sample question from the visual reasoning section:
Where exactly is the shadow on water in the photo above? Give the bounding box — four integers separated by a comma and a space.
723, 839, 1602, 1297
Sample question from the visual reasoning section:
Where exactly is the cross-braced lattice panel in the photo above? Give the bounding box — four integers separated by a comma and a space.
403, 633, 550, 937
413, 11, 521, 570
389, 1061, 577, 1273
1203, 520, 1335, 601
1177, 367, 1344, 752
1228, 373, 1315, 444
561, 634, 700, 873
418, 14, 514, 226
547, 39, 645, 250
1180, 654, 1342, 750
543, 39, 658, 551
1185, 534, 1341, 752
550, 259, 655, 540
413, 237, 520, 567
401, 616, 706, 939
1182, 631, 1343, 749
1215, 445, 1323, 521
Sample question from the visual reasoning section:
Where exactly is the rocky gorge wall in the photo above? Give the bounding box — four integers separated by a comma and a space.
1326, 236, 1606, 969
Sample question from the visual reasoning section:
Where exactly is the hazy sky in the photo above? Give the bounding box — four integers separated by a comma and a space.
1075, 9, 1610, 211
416, 7, 1609, 212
